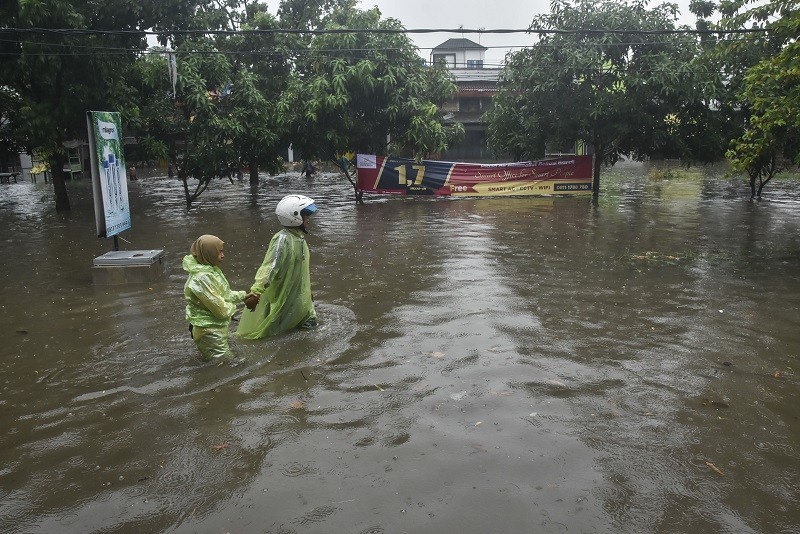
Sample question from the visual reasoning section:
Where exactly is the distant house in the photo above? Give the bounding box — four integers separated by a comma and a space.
430, 38, 503, 162
429, 38, 591, 162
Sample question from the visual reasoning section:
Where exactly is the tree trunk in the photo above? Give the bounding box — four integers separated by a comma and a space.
758, 175, 773, 198
758, 156, 776, 197
181, 175, 192, 210
249, 165, 259, 185
334, 157, 363, 204
50, 152, 70, 211
592, 150, 602, 197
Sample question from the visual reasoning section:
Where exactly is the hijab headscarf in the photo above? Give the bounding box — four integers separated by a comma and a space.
190, 234, 224, 266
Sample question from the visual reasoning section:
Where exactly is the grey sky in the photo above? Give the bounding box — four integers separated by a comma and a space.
356, 0, 701, 66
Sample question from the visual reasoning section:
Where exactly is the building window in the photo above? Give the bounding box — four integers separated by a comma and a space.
459, 97, 482, 113
432, 54, 456, 68
466, 60, 483, 69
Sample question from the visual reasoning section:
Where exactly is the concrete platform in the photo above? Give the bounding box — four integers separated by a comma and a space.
92, 250, 167, 285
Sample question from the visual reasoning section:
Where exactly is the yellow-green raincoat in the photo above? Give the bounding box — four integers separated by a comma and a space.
236, 228, 316, 340
183, 254, 246, 360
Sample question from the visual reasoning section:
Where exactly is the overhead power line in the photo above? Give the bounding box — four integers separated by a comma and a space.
0, 33, 763, 52
0, 27, 772, 37
0, 42, 753, 75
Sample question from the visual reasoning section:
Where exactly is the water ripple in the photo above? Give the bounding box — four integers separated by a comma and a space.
293, 505, 338, 525
280, 461, 317, 478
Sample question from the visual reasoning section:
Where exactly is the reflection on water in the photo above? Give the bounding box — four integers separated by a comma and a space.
1, 164, 798, 533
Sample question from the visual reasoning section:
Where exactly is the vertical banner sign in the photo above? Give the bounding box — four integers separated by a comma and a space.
87, 111, 131, 238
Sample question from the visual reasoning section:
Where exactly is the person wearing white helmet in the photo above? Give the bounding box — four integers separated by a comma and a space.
236, 195, 318, 339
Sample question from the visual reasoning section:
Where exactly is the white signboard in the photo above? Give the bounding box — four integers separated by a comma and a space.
87, 111, 131, 238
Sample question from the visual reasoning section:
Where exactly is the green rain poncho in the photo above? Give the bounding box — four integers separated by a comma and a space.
183, 253, 246, 360
235, 228, 316, 340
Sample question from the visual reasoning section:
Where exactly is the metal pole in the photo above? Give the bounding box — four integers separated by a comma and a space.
113, 235, 119, 251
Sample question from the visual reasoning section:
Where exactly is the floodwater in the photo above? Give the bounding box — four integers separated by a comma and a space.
1, 163, 798, 534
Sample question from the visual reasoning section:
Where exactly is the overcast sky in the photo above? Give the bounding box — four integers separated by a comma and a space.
355, 0, 700, 66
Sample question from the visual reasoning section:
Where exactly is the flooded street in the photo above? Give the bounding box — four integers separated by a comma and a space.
1, 163, 798, 533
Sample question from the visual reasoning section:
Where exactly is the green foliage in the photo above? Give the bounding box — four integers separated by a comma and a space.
19, 0, 791, 210
718, 0, 800, 196
1, 0, 197, 209
0, 86, 22, 164
277, 0, 357, 30
487, 0, 725, 189
286, 6, 463, 165
128, 2, 297, 206
2, 0, 462, 208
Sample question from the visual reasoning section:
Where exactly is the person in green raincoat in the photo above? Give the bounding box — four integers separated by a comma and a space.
183, 235, 251, 361
236, 195, 318, 340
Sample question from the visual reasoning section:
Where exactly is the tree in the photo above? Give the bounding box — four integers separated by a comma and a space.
0, 3, 20, 172
1, 0, 186, 211
487, 0, 714, 193
286, 6, 464, 202
225, 2, 296, 185
717, 0, 800, 197
129, 1, 297, 208
277, 0, 356, 30
132, 37, 284, 209
0, 86, 21, 172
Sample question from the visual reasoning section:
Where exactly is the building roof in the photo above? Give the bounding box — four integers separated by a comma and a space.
456, 81, 500, 97
432, 38, 487, 51
458, 81, 500, 90
451, 69, 502, 83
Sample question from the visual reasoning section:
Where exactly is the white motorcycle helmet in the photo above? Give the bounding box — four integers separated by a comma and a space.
275, 194, 317, 227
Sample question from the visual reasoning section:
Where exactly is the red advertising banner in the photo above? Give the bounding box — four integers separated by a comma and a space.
356, 154, 593, 197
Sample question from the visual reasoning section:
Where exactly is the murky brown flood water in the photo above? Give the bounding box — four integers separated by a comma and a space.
1, 163, 798, 533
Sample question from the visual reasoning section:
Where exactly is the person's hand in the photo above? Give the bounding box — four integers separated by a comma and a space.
244, 292, 260, 311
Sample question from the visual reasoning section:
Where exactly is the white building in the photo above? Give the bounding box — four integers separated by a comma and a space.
430, 39, 503, 162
